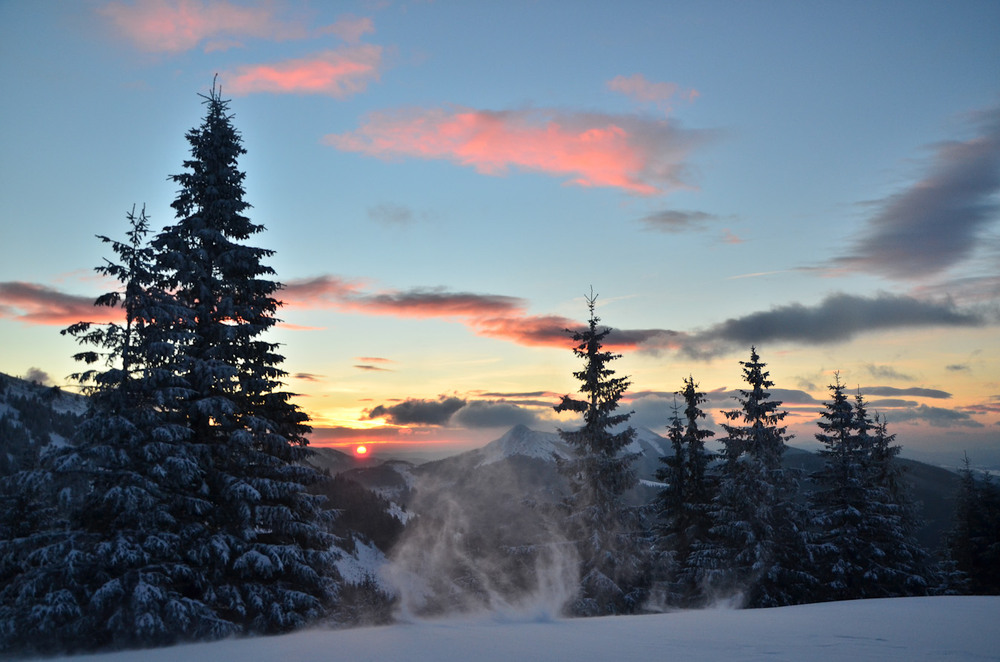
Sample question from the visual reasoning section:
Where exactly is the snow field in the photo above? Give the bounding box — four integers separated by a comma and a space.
51, 596, 1000, 662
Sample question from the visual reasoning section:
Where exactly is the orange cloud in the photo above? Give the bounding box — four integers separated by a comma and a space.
326, 107, 710, 195
0, 282, 120, 326
224, 45, 382, 97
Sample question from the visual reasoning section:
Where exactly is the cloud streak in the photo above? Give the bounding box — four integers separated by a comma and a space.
638, 209, 722, 233
283, 276, 676, 351
99, 1, 370, 53
860, 386, 952, 399
691, 292, 982, 352
607, 74, 699, 106
0, 282, 119, 326
326, 107, 712, 195
832, 106, 1000, 279
365, 395, 543, 429
283, 277, 986, 358
224, 45, 382, 97
366, 396, 467, 426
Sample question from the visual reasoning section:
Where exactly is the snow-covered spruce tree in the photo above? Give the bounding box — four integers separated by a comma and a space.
553, 293, 649, 616
149, 81, 338, 634
945, 455, 1000, 594
652, 376, 715, 607
0, 207, 222, 655
808, 375, 881, 601
854, 396, 934, 597
691, 347, 812, 608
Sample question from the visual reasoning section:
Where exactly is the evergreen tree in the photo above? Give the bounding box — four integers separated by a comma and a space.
808, 384, 933, 603
809, 376, 876, 600
0, 207, 219, 655
860, 400, 934, 596
554, 292, 649, 615
2, 84, 342, 655
149, 81, 338, 633
945, 455, 1000, 594
691, 347, 812, 608
652, 377, 715, 607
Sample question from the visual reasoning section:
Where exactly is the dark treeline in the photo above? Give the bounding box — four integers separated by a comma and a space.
1, 85, 997, 657
554, 299, 1000, 614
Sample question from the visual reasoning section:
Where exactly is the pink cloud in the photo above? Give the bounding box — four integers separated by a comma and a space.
326, 107, 711, 195
608, 74, 699, 105
281, 275, 367, 308
283, 276, 524, 319
224, 45, 382, 97
99, 1, 375, 53
99, 0, 306, 52
0, 282, 120, 326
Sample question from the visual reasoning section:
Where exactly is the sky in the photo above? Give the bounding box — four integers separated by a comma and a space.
1, 0, 998, 466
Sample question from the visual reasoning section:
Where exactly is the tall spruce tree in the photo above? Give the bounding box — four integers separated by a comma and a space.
691, 347, 812, 607
808, 384, 932, 602
809, 375, 877, 600
945, 455, 1000, 594
149, 81, 337, 633
553, 292, 649, 616
857, 397, 933, 596
1, 85, 342, 655
652, 376, 715, 607
0, 207, 219, 655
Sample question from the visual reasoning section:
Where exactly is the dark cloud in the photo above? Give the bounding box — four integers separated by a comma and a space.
354, 364, 393, 372
638, 209, 720, 233
865, 364, 915, 381
292, 372, 322, 381
912, 274, 1000, 308
831, 106, 1000, 279
962, 399, 1000, 415
366, 396, 466, 426
24, 367, 52, 385
450, 401, 541, 429
285, 276, 525, 320
479, 390, 557, 399
885, 404, 984, 428
285, 278, 985, 359
703, 388, 819, 406
691, 292, 981, 352
946, 364, 970, 372
865, 399, 919, 408
861, 386, 952, 399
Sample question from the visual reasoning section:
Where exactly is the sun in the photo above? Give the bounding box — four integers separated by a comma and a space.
355, 445, 368, 457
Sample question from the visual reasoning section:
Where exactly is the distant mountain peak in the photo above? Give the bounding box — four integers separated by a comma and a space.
476, 425, 571, 467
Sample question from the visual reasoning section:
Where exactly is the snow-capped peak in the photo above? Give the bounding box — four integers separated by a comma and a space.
476, 425, 572, 467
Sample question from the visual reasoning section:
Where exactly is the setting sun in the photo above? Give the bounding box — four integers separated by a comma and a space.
355, 445, 368, 456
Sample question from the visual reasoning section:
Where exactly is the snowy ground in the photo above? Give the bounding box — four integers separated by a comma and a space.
50, 596, 999, 662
